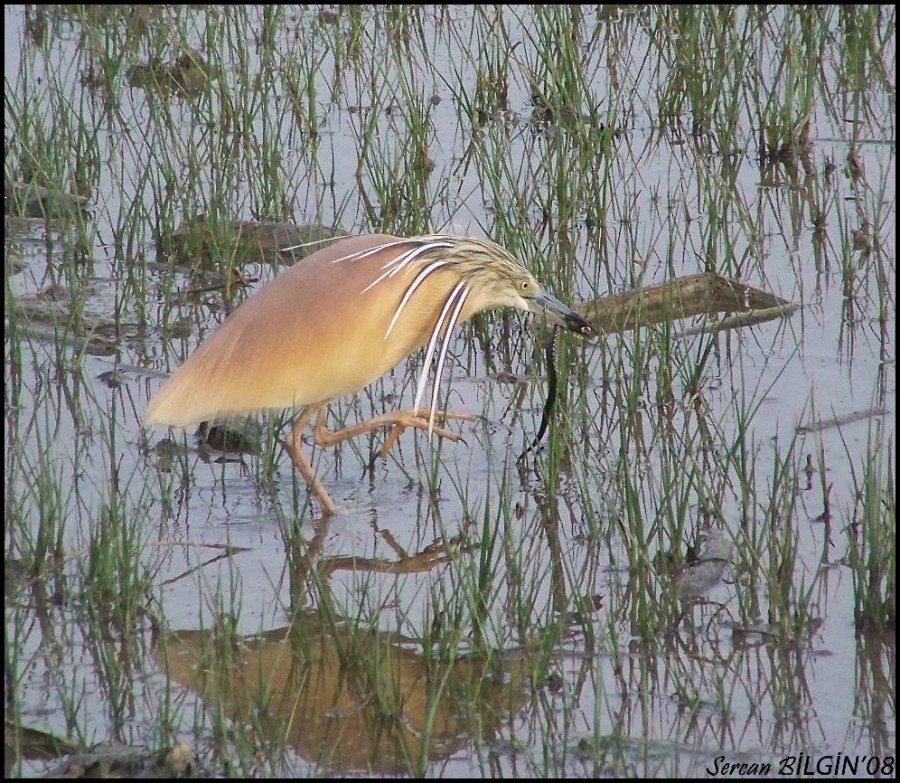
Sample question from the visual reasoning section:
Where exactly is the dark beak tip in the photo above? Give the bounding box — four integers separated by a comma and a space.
533, 291, 596, 337
565, 313, 597, 338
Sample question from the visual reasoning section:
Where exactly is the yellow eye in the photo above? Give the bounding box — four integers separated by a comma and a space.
521, 280, 531, 292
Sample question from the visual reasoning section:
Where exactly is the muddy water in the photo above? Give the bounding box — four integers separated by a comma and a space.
5, 5, 894, 777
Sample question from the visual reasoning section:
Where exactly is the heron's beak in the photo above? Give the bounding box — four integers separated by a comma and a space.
529, 290, 596, 337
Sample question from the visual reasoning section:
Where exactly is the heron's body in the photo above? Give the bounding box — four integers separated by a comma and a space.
145, 233, 595, 514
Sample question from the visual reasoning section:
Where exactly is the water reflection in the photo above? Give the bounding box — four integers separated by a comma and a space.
155, 518, 530, 775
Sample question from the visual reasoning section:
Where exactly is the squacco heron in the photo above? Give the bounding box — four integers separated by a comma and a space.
145, 233, 595, 514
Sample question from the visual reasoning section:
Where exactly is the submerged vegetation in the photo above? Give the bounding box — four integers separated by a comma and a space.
5, 5, 895, 777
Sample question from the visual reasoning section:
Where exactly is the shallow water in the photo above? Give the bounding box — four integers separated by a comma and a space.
5, 5, 895, 777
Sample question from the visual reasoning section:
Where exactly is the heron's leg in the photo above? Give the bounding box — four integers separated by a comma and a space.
312, 407, 477, 458
282, 404, 336, 516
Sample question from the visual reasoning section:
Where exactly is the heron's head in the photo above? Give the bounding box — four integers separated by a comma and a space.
431, 235, 596, 337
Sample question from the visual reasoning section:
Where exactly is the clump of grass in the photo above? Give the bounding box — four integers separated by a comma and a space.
846, 432, 895, 634
4, 4, 896, 777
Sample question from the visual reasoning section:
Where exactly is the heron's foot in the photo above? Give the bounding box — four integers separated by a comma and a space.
311, 407, 475, 451
288, 407, 477, 507
375, 408, 477, 459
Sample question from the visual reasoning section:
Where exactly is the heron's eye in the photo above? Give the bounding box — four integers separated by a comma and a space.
521, 280, 530, 292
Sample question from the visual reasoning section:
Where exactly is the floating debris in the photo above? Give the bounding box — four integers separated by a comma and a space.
576, 273, 797, 336
673, 529, 733, 601
4, 180, 89, 219
164, 218, 345, 269
796, 407, 888, 435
